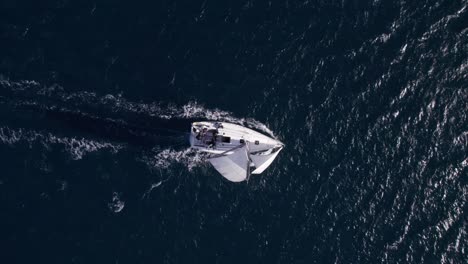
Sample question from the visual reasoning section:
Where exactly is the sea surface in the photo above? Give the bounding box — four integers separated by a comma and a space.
0, 0, 467, 263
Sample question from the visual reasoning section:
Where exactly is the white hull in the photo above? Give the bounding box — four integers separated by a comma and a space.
190, 121, 283, 182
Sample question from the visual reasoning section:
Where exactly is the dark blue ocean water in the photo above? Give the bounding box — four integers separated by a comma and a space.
0, 0, 467, 263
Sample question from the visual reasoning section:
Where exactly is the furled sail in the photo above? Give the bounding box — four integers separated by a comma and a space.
208, 146, 250, 182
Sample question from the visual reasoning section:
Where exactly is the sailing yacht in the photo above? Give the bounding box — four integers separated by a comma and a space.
189, 121, 283, 182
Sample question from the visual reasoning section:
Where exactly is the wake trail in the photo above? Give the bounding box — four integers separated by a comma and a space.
0, 78, 277, 169
0, 126, 122, 160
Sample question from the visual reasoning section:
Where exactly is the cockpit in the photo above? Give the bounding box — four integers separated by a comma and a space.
192, 123, 230, 148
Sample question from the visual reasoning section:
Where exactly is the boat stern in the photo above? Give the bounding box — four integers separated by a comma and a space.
189, 122, 200, 148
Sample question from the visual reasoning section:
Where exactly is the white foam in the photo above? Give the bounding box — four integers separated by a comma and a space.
144, 147, 207, 171
0, 78, 40, 90
141, 181, 165, 199
452, 131, 467, 147
108, 192, 125, 213
0, 127, 122, 160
